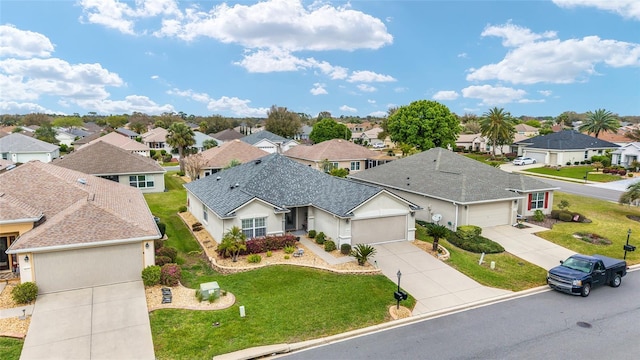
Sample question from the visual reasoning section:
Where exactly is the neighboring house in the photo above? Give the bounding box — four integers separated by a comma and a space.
140, 127, 170, 153
352, 127, 387, 146
350, 147, 558, 228
589, 129, 633, 146
240, 130, 298, 153
514, 124, 539, 137
294, 125, 313, 141
513, 130, 619, 166
611, 143, 640, 168
72, 132, 103, 147
284, 138, 391, 173
210, 129, 244, 145
0, 133, 60, 163
0, 159, 15, 172
193, 131, 217, 153
54, 129, 76, 147
82, 131, 151, 157
53, 141, 166, 193
184, 153, 419, 246
198, 139, 269, 178
1, 161, 159, 293
115, 127, 139, 139
456, 133, 528, 154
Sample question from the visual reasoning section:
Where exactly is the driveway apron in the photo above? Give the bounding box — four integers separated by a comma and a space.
20, 281, 154, 360
371, 242, 511, 316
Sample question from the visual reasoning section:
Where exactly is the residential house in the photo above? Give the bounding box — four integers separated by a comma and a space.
1, 161, 159, 293
115, 127, 139, 139
54, 130, 77, 147
294, 125, 313, 142
456, 133, 529, 154
352, 127, 387, 146
140, 127, 170, 153
82, 131, 151, 157
514, 124, 539, 137
611, 142, 640, 168
210, 129, 245, 145
184, 153, 419, 246
193, 131, 217, 152
240, 130, 298, 153
0, 133, 60, 163
284, 138, 392, 173
350, 147, 558, 228
589, 129, 634, 146
53, 141, 166, 193
72, 132, 103, 147
513, 130, 619, 166
198, 139, 268, 178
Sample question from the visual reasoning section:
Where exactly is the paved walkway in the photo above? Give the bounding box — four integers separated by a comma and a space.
20, 281, 154, 360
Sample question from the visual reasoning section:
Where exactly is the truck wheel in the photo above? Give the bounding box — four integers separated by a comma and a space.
610, 274, 622, 288
580, 283, 591, 297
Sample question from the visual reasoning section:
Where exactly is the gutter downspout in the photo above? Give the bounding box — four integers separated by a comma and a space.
453, 203, 459, 230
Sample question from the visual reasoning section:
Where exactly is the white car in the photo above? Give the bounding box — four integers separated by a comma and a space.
513, 157, 536, 165
372, 143, 385, 149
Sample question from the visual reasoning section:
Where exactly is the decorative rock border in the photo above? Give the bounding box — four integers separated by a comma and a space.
206, 256, 382, 276
436, 244, 450, 261
147, 292, 237, 312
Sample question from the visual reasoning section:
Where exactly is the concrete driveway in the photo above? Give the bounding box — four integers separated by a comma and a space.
21, 281, 154, 360
371, 241, 511, 316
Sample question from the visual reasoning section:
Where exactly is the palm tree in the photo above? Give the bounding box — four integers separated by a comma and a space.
166, 122, 195, 173
350, 244, 377, 266
217, 226, 247, 262
578, 108, 620, 138
426, 223, 448, 252
480, 107, 515, 159
619, 182, 640, 206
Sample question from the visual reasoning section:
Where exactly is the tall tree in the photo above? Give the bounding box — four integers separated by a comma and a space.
34, 123, 59, 144
202, 139, 217, 150
480, 107, 516, 158
105, 115, 128, 129
183, 153, 206, 180
23, 113, 52, 126
129, 121, 148, 134
619, 182, 640, 206
265, 105, 302, 138
52, 116, 83, 129
386, 100, 460, 150
317, 111, 332, 121
166, 122, 196, 173
578, 108, 620, 138
309, 118, 351, 144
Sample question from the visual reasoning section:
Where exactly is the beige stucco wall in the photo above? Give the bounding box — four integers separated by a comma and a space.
117, 173, 165, 193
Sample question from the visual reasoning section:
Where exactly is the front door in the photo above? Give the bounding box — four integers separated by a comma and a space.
0, 235, 16, 271
285, 209, 297, 231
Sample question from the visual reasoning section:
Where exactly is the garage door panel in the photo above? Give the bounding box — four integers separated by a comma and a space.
468, 202, 511, 228
34, 243, 142, 294
526, 152, 546, 163
351, 216, 406, 245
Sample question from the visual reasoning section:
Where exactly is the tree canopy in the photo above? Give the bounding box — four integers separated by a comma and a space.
480, 107, 516, 158
309, 118, 351, 144
385, 100, 460, 150
166, 122, 196, 173
52, 116, 83, 129
578, 108, 620, 138
34, 123, 59, 144
265, 105, 302, 138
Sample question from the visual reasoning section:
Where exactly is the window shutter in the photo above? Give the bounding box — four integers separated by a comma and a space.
528, 193, 532, 211
544, 192, 549, 209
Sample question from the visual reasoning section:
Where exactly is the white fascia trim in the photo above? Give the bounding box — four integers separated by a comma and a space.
6, 234, 160, 254
0, 215, 43, 225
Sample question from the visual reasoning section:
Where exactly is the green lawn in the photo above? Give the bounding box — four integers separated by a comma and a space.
0, 337, 23, 360
415, 227, 547, 291
524, 166, 623, 182
535, 193, 640, 264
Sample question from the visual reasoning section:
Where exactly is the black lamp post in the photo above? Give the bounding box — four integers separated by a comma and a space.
584, 171, 589, 184
624, 229, 636, 260
396, 270, 402, 309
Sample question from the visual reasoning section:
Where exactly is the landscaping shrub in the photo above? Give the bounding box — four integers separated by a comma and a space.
141, 265, 161, 286
351, 244, 377, 266
195, 290, 203, 302
266, 250, 273, 257
308, 230, 317, 238
340, 243, 352, 255
157, 246, 178, 262
283, 246, 295, 254
558, 211, 573, 222
324, 240, 337, 252
154, 238, 164, 250
191, 222, 202, 229
157, 222, 166, 237
177, 171, 185, 176
618, 169, 627, 176
247, 254, 262, 263
315, 232, 326, 245
533, 209, 545, 222
415, 220, 429, 227
160, 264, 181, 286
155, 255, 172, 267
566, 161, 572, 166
243, 234, 298, 254
446, 232, 504, 254
284, 255, 290, 260
550, 210, 561, 219
602, 168, 610, 174
178, 206, 187, 213
11, 282, 38, 304
456, 225, 482, 241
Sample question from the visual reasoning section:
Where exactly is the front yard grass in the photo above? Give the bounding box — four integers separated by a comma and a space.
0, 338, 22, 360
524, 165, 622, 182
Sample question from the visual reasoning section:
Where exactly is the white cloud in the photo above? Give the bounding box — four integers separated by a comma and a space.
79, 0, 182, 34
394, 87, 407, 93
357, 84, 377, 92
538, 90, 552, 96
348, 70, 396, 83
310, 83, 328, 95
151, 75, 159, 80
0, 25, 55, 58
368, 110, 387, 117
75, 95, 175, 115
0, 100, 56, 114
467, 23, 640, 84
167, 88, 211, 103
457, 52, 468, 58
367, 99, 376, 104
207, 96, 269, 117
339, 105, 357, 112
553, 0, 640, 20
432, 90, 459, 101
461, 85, 528, 105
235, 48, 349, 80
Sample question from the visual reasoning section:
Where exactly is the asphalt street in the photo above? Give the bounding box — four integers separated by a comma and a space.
538, 177, 627, 203
281, 270, 640, 360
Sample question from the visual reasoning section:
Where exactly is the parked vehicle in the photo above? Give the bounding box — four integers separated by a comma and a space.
547, 254, 627, 297
513, 157, 536, 165
372, 143, 385, 149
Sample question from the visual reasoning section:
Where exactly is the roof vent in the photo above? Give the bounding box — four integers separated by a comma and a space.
77, 178, 87, 185
216, 176, 221, 181
235, 183, 240, 187
255, 159, 262, 164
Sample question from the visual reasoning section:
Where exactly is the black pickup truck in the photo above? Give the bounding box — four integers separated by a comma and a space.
547, 254, 627, 297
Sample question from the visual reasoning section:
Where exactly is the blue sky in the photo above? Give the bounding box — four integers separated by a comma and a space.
1, 0, 638, 118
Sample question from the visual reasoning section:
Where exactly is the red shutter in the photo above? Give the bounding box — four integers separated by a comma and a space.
544, 192, 549, 209
527, 193, 532, 211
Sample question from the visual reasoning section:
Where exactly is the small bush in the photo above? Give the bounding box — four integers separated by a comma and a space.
196, 290, 203, 302
11, 282, 38, 304
629, 173, 634, 177
457, 225, 482, 241
157, 222, 166, 237
156, 246, 178, 262
177, 171, 185, 176
308, 230, 317, 238
192, 222, 202, 228
266, 250, 273, 257
558, 212, 573, 222
155, 255, 172, 267
533, 209, 545, 222
141, 265, 161, 286
178, 206, 187, 213
247, 254, 262, 263
243, 234, 298, 255
209, 293, 218, 303
618, 169, 627, 176
284, 246, 295, 254
154, 238, 165, 250
192, 226, 203, 232
160, 264, 181, 286
324, 240, 337, 252
315, 232, 326, 245
446, 232, 504, 254
566, 161, 572, 166
573, 161, 580, 165
284, 255, 290, 259
340, 243, 352, 255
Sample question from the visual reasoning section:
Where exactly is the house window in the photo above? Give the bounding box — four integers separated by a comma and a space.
241, 217, 266, 238
350, 161, 360, 171
530, 192, 545, 210
331, 162, 339, 169
129, 175, 154, 188
202, 203, 208, 222
1, 153, 7, 160
584, 151, 588, 159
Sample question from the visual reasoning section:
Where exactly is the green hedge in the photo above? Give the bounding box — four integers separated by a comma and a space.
446, 232, 504, 254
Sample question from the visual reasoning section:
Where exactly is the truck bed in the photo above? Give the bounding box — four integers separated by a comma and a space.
592, 254, 626, 269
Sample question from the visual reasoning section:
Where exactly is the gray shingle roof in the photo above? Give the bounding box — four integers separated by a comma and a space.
240, 130, 287, 145
184, 153, 392, 218
349, 148, 557, 204
514, 130, 620, 150
0, 133, 59, 152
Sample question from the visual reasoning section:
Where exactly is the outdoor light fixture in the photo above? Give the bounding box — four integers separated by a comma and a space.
24, 255, 29, 263
345, 218, 349, 224
145, 242, 150, 249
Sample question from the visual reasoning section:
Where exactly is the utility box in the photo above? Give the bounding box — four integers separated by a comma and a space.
199, 281, 220, 300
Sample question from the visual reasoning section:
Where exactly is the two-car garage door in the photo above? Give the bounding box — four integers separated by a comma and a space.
351, 215, 406, 245
33, 243, 143, 294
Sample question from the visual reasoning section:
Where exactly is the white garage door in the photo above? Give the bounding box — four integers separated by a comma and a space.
468, 202, 512, 227
34, 243, 143, 294
351, 216, 406, 245
526, 152, 546, 164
